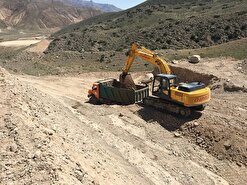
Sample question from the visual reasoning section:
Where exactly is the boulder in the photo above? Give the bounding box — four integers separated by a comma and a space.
189, 55, 201, 64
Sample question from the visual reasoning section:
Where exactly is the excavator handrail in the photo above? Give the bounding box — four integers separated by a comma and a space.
122, 43, 172, 75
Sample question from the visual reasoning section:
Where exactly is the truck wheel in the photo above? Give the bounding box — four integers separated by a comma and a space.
143, 98, 147, 105
89, 95, 100, 105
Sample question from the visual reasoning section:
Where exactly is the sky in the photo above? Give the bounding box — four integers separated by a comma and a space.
92, 0, 146, 10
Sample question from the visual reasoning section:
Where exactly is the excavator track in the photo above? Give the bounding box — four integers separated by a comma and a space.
143, 96, 192, 117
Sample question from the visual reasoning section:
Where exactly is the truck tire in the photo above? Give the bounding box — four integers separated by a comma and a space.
89, 95, 100, 105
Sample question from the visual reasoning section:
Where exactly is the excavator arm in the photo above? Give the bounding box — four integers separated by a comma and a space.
122, 43, 172, 75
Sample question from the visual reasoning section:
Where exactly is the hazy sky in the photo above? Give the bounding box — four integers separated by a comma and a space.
92, 0, 145, 9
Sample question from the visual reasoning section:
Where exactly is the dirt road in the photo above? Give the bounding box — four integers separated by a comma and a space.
0, 40, 41, 47
1, 58, 247, 184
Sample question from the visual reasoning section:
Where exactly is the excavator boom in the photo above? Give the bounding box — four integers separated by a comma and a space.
122, 43, 172, 75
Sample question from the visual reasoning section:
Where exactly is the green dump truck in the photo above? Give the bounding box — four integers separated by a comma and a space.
88, 78, 149, 105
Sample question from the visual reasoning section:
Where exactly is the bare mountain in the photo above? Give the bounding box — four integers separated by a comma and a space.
0, 0, 101, 30
57, 0, 121, 12
47, 0, 247, 52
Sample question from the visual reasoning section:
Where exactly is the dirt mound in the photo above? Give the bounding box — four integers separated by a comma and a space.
181, 113, 247, 166
119, 73, 137, 89
0, 68, 95, 184
168, 60, 247, 166
173, 58, 247, 92
171, 66, 217, 85
238, 60, 247, 75
223, 81, 247, 93
0, 68, 116, 184
171, 65, 247, 93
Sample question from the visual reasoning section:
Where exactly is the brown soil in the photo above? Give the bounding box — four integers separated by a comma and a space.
0, 57, 247, 184
238, 59, 247, 75
27, 39, 51, 53
119, 73, 137, 89
170, 58, 247, 166
0, 39, 41, 47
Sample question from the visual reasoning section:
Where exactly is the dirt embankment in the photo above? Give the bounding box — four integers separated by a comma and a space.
238, 59, 247, 75
1, 67, 246, 185
174, 58, 247, 92
169, 58, 247, 166
1, 68, 158, 184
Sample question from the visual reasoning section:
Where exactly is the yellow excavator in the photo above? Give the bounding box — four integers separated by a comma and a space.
88, 43, 211, 117
120, 42, 211, 116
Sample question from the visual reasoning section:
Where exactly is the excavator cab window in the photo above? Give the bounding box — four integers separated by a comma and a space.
161, 79, 170, 96
152, 76, 170, 97
152, 75, 178, 98
162, 79, 168, 90
169, 79, 176, 87
153, 77, 161, 93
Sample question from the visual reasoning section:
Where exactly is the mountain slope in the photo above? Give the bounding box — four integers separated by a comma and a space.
0, 0, 101, 30
47, 0, 247, 52
58, 0, 121, 12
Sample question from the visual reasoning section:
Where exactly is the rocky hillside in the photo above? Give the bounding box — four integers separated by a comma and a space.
47, 0, 247, 52
58, 0, 121, 12
0, 0, 101, 30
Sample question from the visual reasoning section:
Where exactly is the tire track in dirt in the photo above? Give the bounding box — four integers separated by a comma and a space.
17, 72, 247, 185
73, 103, 230, 185
1, 69, 155, 185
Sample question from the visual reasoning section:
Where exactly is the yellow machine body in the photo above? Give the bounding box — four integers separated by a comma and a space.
170, 87, 211, 107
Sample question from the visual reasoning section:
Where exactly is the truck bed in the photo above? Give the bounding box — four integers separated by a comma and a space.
98, 79, 149, 104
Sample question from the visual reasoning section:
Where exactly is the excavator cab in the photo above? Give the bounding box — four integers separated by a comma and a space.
152, 74, 177, 99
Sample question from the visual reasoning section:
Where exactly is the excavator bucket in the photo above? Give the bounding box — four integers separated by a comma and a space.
119, 73, 136, 90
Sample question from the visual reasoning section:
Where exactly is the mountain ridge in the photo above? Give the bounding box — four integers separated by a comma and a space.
57, 0, 121, 12
47, 0, 247, 52
0, 0, 102, 30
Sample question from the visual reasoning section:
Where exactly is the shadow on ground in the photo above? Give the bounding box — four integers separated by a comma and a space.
136, 105, 202, 131
85, 98, 202, 132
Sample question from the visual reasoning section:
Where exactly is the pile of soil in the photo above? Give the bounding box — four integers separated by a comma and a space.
119, 73, 137, 89
238, 60, 247, 75
169, 59, 247, 166
181, 114, 247, 166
